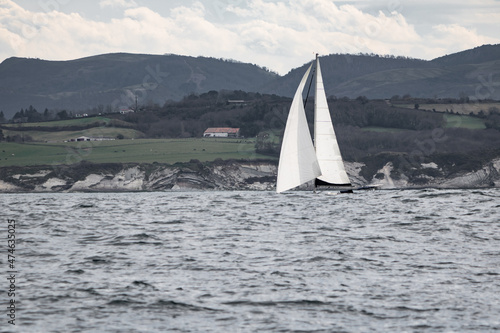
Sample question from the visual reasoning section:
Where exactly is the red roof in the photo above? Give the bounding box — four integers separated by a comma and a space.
204, 127, 240, 133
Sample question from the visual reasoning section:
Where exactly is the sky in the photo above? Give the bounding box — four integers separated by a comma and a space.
1, 0, 499, 74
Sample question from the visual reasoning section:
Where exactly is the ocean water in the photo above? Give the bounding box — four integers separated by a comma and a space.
2, 189, 500, 333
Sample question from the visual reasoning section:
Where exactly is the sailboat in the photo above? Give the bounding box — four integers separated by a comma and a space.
276, 54, 352, 193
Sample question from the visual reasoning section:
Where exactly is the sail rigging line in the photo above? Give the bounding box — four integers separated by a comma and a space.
303, 61, 316, 111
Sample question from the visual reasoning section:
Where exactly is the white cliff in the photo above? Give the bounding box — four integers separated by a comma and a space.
1, 158, 499, 192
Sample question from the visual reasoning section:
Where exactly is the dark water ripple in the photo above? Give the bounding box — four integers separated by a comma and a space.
2, 189, 500, 332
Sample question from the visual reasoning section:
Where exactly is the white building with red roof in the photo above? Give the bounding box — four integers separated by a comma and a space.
203, 128, 240, 138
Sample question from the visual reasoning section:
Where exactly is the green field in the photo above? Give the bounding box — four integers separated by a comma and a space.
0, 138, 272, 167
394, 102, 500, 115
416, 102, 500, 115
2, 116, 142, 142
443, 114, 486, 129
360, 115, 486, 132
2, 127, 145, 142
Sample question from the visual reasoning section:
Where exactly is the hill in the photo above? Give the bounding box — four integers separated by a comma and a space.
265, 54, 431, 98
0, 44, 499, 119
431, 44, 500, 66
0, 53, 277, 119
267, 44, 500, 100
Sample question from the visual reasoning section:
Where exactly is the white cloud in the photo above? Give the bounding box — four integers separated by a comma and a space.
424, 24, 499, 58
99, 0, 137, 8
0, 0, 499, 74
223, 0, 425, 70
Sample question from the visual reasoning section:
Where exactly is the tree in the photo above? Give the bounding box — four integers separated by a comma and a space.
356, 96, 369, 104
459, 91, 469, 103
25, 105, 42, 122
13, 109, 25, 121
240, 123, 261, 138
43, 108, 51, 120
57, 110, 69, 120
0, 128, 4, 141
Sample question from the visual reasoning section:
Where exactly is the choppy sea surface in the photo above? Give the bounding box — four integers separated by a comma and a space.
2, 189, 500, 332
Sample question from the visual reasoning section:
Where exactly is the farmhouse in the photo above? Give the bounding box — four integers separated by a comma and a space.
203, 127, 240, 138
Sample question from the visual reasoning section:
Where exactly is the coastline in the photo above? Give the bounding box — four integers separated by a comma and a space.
1, 158, 499, 193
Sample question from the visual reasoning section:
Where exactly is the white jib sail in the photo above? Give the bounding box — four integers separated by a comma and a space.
276, 64, 322, 193
314, 57, 351, 186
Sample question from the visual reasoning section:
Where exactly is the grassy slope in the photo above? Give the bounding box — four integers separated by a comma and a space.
2, 116, 144, 141
394, 102, 500, 115
359, 110, 486, 132
0, 138, 273, 167
391, 103, 489, 129
2, 116, 112, 128
443, 114, 486, 129
2, 127, 145, 141
418, 103, 500, 115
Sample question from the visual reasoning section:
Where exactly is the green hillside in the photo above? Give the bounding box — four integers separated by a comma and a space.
443, 114, 486, 129
0, 138, 270, 167
1, 116, 143, 141
402, 102, 500, 115
2, 127, 143, 142
2, 116, 112, 128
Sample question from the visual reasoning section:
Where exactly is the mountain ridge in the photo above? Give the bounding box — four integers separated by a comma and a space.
1, 44, 499, 118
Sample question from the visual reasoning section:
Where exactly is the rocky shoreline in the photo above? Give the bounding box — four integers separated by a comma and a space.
1, 158, 499, 193
0, 161, 277, 192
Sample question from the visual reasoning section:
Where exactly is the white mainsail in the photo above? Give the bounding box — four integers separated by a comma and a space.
313, 56, 351, 186
276, 64, 321, 193
276, 55, 351, 193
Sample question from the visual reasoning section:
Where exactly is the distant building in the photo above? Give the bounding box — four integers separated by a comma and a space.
203, 127, 240, 138
71, 136, 115, 142
120, 109, 135, 114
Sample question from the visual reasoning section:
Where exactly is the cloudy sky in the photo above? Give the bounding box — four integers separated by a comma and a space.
1, 0, 499, 74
